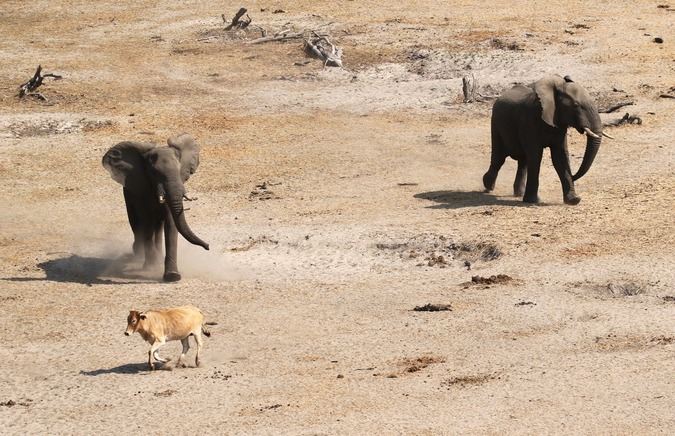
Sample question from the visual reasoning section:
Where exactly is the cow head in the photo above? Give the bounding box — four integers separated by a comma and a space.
125, 310, 147, 336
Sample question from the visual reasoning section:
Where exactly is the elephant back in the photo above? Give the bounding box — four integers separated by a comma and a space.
102, 141, 156, 196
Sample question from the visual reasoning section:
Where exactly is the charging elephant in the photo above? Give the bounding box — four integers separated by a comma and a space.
483, 74, 612, 205
102, 134, 209, 282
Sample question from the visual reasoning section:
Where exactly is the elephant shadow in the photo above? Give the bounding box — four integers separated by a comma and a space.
414, 190, 538, 209
1, 253, 156, 285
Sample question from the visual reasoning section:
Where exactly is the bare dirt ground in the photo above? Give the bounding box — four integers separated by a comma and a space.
1, 1, 675, 434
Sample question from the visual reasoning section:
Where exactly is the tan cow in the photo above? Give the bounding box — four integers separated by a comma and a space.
125, 306, 211, 370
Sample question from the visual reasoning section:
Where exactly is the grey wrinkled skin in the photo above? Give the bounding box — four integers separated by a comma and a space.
102, 134, 209, 282
483, 75, 604, 205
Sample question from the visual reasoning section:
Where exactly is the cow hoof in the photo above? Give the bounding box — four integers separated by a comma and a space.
163, 271, 182, 282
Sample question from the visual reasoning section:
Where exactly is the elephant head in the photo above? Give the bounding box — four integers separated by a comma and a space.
102, 134, 209, 252
533, 75, 611, 181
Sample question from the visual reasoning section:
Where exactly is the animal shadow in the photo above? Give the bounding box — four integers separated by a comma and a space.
414, 190, 533, 209
1, 253, 154, 285
79, 362, 150, 376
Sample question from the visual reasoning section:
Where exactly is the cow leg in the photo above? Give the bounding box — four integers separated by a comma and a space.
149, 340, 170, 370
194, 331, 204, 367
178, 338, 190, 368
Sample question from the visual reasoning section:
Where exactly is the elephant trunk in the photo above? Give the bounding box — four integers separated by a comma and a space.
572, 117, 603, 181
164, 182, 210, 250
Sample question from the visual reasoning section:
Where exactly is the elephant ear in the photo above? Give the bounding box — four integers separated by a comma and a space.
102, 141, 156, 195
167, 133, 200, 183
533, 75, 566, 128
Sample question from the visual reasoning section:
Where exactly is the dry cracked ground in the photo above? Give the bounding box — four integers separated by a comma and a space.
1, 1, 675, 434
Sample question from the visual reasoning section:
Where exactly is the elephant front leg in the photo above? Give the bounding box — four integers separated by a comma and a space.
551, 142, 581, 205
162, 208, 181, 282
123, 189, 143, 258
523, 147, 543, 203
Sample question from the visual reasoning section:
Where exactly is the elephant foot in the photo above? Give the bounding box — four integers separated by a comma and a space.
514, 187, 525, 197
483, 173, 496, 192
564, 193, 581, 205
523, 193, 540, 204
163, 271, 182, 282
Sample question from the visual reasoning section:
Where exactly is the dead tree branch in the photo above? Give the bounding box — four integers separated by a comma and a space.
462, 75, 479, 103
604, 112, 643, 127
247, 31, 305, 44
601, 101, 634, 113
18, 65, 62, 101
304, 32, 343, 67
223, 8, 251, 31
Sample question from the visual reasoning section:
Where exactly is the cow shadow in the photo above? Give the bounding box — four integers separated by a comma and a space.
80, 362, 150, 376
414, 190, 538, 209
0, 253, 156, 285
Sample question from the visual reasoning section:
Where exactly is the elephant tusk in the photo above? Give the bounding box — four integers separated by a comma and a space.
158, 195, 165, 204
602, 132, 615, 139
584, 127, 600, 139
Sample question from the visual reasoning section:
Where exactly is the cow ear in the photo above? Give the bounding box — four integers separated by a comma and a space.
167, 134, 200, 183
139, 312, 147, 320
533, 75, 565, 128
102, 141, 157, 196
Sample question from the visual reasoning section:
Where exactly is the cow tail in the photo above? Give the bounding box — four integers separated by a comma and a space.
202, 324, 212, 338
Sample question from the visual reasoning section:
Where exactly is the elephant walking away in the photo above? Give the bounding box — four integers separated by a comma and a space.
483, 74, 613, 205
102, 134, 209, 282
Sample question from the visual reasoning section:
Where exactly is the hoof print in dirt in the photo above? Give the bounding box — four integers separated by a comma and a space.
249, 181, 282, 201
465, 274, 514, 288
377, 234, 501, 269
380, 355, 446, 378
413, 303, 452, 312
441, 373, 498, 389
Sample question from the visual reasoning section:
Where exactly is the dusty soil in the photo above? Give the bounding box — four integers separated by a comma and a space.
1, 1, 674, 434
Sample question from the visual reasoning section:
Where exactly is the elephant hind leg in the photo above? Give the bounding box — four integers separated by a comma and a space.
513, 159, 527, 197
484, 128, 508, 192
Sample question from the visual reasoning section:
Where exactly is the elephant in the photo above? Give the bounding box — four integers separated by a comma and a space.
102, 134, 209, 282
482, 74, 612, 205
